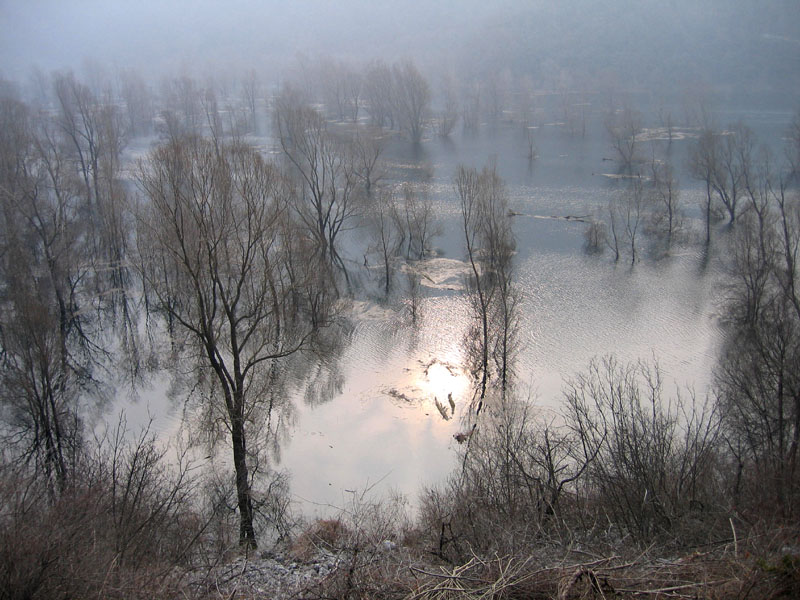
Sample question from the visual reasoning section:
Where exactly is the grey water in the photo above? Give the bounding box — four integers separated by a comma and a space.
124, 107, 793, 517
281, 109, 788, 516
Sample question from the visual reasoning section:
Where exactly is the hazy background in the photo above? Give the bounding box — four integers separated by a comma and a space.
2, 0, 799, 107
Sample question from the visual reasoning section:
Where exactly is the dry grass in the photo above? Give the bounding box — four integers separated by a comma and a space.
290, 518, 350, 560
400, 538, 800, 600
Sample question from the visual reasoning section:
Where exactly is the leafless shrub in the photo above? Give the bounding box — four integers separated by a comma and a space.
564, 356, 725, 546
301, 486, 416, 599
419, 393, 588, 563
0, 418, 207, 600
583, 220, 607, 254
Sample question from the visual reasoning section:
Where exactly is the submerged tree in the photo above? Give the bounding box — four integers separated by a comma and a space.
400, 183, 438, 261
136, 136, 329, 549
0, 94, 102, 489
52, 71, 136, 364
456, 162, 518, 405
393, 60, 431, 144
273, 89, 361, 282
605, 105, 643, 170
367, 188, 404, 295
690, 128, 718, 245
646, 151, 682, 245
363, 60, 396, 129
690, 123, 755, 233
437, 73, 459, 138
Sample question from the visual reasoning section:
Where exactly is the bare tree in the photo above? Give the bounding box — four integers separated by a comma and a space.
0, 95, 99, 489
461, 80, 481, 133
363, 60, 395, 129
622, 177, 645, 264
646, 150, 682, 244
437, 73, 459, 138
52, 71, 133, 327
159, 75, 203, 139
136, 137, 326, 549
119, 68, 153, 137
241, 68, 260, 134
716, 123, 753, 225
565, 357, 722, 543
273, 90, 361, 281
401, 183, 438, 260
583, 219, 608, 254
200, 86, 224, 147
367, 188, 403, 295
657, 104, 675, 146
605, 105, 642, 169
605, 197, 622, 261
349, 127, 386, 195
393, 60, 430, 144
421, 393, 590, 560
690, 123, 753, 228
319, 58, 350, 122
457, 162, 518, 405
690, 127, 718, 245
715, 148, 800, 519
342, 63, 363, 123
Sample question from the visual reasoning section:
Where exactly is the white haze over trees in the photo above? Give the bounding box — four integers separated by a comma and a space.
1, 0, 799, 107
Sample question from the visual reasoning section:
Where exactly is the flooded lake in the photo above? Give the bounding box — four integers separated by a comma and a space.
128, 107, 793, 517
280, 110, 765, 516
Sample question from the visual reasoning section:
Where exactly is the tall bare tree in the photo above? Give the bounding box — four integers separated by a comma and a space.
690, 123, 754, 229
646, 150, 682, 244
0, 95, 99, 489
363, 60, 395, 129
119, 68, 154, 136
393, 60, 430, 144
690, 128, 718, 245
52, 71, 133, 331
715, 144, 800, 518
136, 137, 326, 548
367, 188, 404, 295
349, 127, 386, 195
401, 183, 437, 260
273, 90, 360, 281
241, 69, 260, 134
457, 162, 518, 406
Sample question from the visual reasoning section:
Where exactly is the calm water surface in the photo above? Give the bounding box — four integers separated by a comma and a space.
281, 113, 750, 516
127, 108, 793, 516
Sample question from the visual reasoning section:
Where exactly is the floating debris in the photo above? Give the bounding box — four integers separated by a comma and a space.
454, 430, 473, 444
434, 397, 450, 420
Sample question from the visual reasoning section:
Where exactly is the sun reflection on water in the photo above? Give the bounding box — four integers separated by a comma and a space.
415, 357, 471, 421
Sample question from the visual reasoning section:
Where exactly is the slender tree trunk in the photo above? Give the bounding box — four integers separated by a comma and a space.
705, 180, 712, 245
231, 410, 257, 549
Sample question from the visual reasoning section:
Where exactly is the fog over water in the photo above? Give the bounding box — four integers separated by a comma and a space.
3, 1, 799, 105
2, 0, 799, 516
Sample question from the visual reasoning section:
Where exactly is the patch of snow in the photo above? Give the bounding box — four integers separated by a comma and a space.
402, 257, 472, 291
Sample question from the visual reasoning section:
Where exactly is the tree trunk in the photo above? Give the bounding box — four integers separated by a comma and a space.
231, 413, 257, 549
